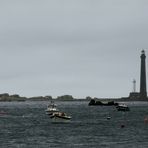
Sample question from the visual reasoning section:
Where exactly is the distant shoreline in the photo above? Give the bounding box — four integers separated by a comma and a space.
0, 93, 148, 102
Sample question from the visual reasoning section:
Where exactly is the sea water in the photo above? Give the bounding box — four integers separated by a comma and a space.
0, 101, 148, 148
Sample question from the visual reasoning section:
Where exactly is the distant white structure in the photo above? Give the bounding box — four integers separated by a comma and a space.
133, 79, 136, 92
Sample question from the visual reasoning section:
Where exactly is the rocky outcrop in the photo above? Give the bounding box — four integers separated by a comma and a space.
88, 98, 118, 106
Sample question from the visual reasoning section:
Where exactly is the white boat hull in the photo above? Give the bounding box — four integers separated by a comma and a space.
45, 110, 59, 115
50, 112, 71, 123
51, 116, 71, 123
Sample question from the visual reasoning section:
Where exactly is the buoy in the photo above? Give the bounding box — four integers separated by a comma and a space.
121, 124, 125, 128
107, 116, 111, 120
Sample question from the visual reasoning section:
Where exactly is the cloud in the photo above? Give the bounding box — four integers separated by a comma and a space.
0, 0, 148, 98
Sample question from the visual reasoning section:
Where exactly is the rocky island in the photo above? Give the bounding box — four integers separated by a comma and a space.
0, 93, 76, 102
0, 93, 27, 102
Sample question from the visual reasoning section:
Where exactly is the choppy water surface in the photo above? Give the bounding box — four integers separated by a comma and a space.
0, 101, 148, 148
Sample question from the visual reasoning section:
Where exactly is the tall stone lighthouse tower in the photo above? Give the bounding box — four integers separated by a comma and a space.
140, 50, 147, 99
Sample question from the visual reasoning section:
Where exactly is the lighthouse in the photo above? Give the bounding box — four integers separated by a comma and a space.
129, 50, 147, 100
140, 50, 147, 99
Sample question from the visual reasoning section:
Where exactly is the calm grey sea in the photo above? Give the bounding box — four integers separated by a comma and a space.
0, 101, 148, 148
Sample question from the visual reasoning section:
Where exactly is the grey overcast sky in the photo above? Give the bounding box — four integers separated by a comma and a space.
0, 0, 148, 98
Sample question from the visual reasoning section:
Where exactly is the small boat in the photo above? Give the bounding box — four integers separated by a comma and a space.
50, 112, 71, 123
107, 116, 111, 120
116, 104, 130, 111
45, 101, 59, 115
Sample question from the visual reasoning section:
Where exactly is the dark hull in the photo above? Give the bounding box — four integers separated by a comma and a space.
116, 106, 130, 111
88, 99, 118, 106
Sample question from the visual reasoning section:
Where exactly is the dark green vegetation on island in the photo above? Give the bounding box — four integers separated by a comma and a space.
28, 96, 52, 101
0, 94, 83, 101
56, 95, 74, 101
0, 93, 27, 101
0, 93, 52, 101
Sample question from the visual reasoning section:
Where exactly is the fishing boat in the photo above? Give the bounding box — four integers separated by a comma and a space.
116, 104, 130, 111
50, 112, 71, 123
45, 101, 59, 115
